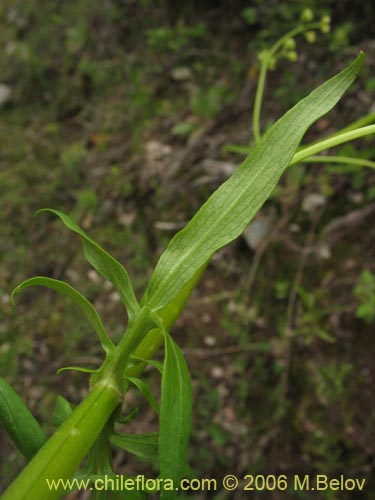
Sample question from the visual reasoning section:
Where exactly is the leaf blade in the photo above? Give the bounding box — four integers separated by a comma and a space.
110, 432, 159, 462
126, 376, 160, 414
38, 209, 140, 319
11, 276, 114, 353
159, 326, 192, 499
0, 377, 47, 460
146, 53, 364, 311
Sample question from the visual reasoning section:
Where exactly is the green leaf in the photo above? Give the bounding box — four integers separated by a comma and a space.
38, 209, 139, 319
130, 355, 164, 374
110, 432, 158, 462
126, 377, 160, 414
11, 276, 114, 353
128, 264, 208, 380
146, 53, 365, 311
56, 366, 97, 375
116, 407, 139, 425
0, 376, 47, 460
52, 396, 74, 427
159, 324, 192, 499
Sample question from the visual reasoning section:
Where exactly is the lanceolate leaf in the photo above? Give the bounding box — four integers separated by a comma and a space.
11, 277, 114, 353
130, 355, 164, 374
0, 377, 47, 460
56, 366, 97, 375
146, 53, 364, 311
38, 209, 139, 319
110, 432, 159, 462
117, 407, 139, 425
159, 325, 193, 499
126, 376, 160, 414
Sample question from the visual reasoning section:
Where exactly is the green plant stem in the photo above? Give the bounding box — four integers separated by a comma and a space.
111, 306, 154, 379
2, 265, 206, 500
298, 113, 375, 149
268, 23, 321, 57
330, 112, 375, 135
300, 155, 375, 169
290, 125, 375, 165
252, 22, 321, 143
127, 264, 207, 378
1, 381, 121, 500
252, 61, 268, 143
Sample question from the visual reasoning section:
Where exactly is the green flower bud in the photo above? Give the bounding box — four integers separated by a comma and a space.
320, 15, 331, 33
268, 57, 277, 70
301, 8, 314, 22
284, 38, 296, 50
305, 31, 316, 43
286, 50, 298, 62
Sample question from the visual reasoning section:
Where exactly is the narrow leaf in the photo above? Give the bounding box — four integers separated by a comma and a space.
110, 432, 158, 462
146, 53, 364, 311
116, 407, 139, 425
130, 355, 164, 374
11, 276, 114, 353
38, 209, 139, 319
0, 377, 47, 459
126, 376, 160, 414
159, 325, 192, 499
52, 396, 73, 427
56, 366, 97, 375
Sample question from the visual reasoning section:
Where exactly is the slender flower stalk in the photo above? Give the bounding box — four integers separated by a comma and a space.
299, 155, 375, 169
290, 125, 375, 166
252, 21, 323, 143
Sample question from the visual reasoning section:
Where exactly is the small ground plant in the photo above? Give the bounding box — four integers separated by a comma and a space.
1, 17, 374, 500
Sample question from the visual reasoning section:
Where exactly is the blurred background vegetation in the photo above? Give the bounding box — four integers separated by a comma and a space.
0, 1, 374, 498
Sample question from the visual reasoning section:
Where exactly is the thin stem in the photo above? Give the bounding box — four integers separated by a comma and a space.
252, 22, 321, 144
268, 22, 321, 57
290, 125, 375, 166
2, 382, 120, 500
252, 59, 268, 144
300, 155, 375, 169
329, 112, 375, 136
298, 113, 375, 149
112, 306, 154, 374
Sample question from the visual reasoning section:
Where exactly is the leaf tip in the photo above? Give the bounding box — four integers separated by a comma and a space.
57, 366, 97, 375
10, 288, 18, 306
35, 207, 56, 217
354, 51, 365, 70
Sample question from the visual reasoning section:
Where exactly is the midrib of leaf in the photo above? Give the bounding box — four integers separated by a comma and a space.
146, 53, 364, 311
